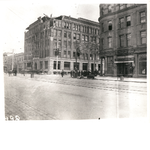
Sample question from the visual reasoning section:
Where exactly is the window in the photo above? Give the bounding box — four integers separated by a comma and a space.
68, 32, 71, 39
141, 31, 146, 44
82, 35, 85, 41
126, 16, 131, 26
58, 40, 61, 48
108, 37, 112, 48
74, 62, 79, 70
83, 63, 88, 70
73, 52, 76, 58
68, 41, 71, 49
120, 35, 124, 47
119, 17, 124, 28
90, 54, 93, 60
73, 33, 76, 39
140, 12, 146, 23
64, 41, 67, 48
64, 62, 70, 70
53, 61, 56, 69
53, 40, 57, 49
57, 30, 61, 37
126, 33, 131, 46
58, 61, 61, 70
89, 27, 91, 33
68, 51, 71, 58
45, 61, 48, 69
64, 50, 66, 57
108, 21, 112, 30
85, 35, 88, 42
77, 34, 80, 40
93, 37, 96, 43
64, 32, 67, 38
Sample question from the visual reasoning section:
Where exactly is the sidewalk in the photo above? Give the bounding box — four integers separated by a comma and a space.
15, 73, 147, 83
95, 76, 147, 83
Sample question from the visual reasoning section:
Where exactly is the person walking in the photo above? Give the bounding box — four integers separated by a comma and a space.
61, 70, 64, 77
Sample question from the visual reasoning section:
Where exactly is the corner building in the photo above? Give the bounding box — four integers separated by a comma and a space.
24, 15, 100, 74
98, 4, 147, 77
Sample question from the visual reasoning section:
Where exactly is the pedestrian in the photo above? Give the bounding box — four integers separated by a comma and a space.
61, 70, 64, 77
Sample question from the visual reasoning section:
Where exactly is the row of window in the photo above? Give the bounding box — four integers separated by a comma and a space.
101, 11, 146, 32
102, 4, 139, 15
101, 31, 146, 49
54, 20, 100, 35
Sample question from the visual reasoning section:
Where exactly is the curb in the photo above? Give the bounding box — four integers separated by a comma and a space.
95, 78, 147, 83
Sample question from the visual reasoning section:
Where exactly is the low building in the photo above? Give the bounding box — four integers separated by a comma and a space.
98, 4, 147, 77
24, 15, 101, 74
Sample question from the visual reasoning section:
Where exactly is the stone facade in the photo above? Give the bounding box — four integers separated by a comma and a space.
24, 15, 101, 74
98, 4, 147, 77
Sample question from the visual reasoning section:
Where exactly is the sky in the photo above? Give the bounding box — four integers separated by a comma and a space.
1, 0, 148, 54
1, 0, 100, 54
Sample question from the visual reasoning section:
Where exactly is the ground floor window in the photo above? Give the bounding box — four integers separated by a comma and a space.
138, 54, 147, 75
139, 62, 146, 75
117, 63, 133, 76
83, 63, 88, 71
40, 61, 43, 69
45, 61, 48, 69
74, 62, 79, 70
27, 62, 31, 67
53, 61, 56, 69
98, 64, 101, 71
64, 62, 70, 70
58, 61, 61, 70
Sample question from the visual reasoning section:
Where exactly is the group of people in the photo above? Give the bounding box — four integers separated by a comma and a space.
60, 69, 100, 78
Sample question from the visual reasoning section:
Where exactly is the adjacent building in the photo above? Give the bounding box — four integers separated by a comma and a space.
98, 4, 147, 77
24, 15, 101, 74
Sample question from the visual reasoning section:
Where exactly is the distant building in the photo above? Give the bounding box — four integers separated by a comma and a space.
24, 15, 101, 74
14, 52, 24, 73
3, 52, 24, 72
98, 4, 147, 77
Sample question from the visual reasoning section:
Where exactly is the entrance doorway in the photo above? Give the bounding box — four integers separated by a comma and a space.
117, 63, 133, 77
91, 63, 96, 73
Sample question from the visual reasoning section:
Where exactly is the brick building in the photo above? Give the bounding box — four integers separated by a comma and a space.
24, 15, 101, 74
98, 4, 147, 77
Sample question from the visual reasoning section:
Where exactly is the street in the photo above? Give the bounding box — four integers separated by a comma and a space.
4, 74, 147, 120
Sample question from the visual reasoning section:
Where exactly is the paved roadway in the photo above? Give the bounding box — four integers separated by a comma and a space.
4, 74, 147, 120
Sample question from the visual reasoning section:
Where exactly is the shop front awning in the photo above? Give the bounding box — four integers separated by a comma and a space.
114, 60, 134, 63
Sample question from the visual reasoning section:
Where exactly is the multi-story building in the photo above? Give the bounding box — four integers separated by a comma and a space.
98, 4, 147, 77
24, 15, 101, 74
14, 52, 24, 73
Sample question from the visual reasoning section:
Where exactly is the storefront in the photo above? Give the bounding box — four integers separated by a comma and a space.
114, 55, 135, 77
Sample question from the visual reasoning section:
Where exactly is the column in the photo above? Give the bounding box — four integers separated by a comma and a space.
133, 54, 138, 77
70, 61, 73, 70
43, 60, 45, 72
104, 56, 107, 75
48, 58, 54, 74
95, 62, 98, 70
61, 61, 64, 70
113, 56, 117, 77
79, 62, 82, 71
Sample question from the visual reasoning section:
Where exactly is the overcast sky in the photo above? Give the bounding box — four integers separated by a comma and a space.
1, 0, 100, 54
1, 0, 147, 54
